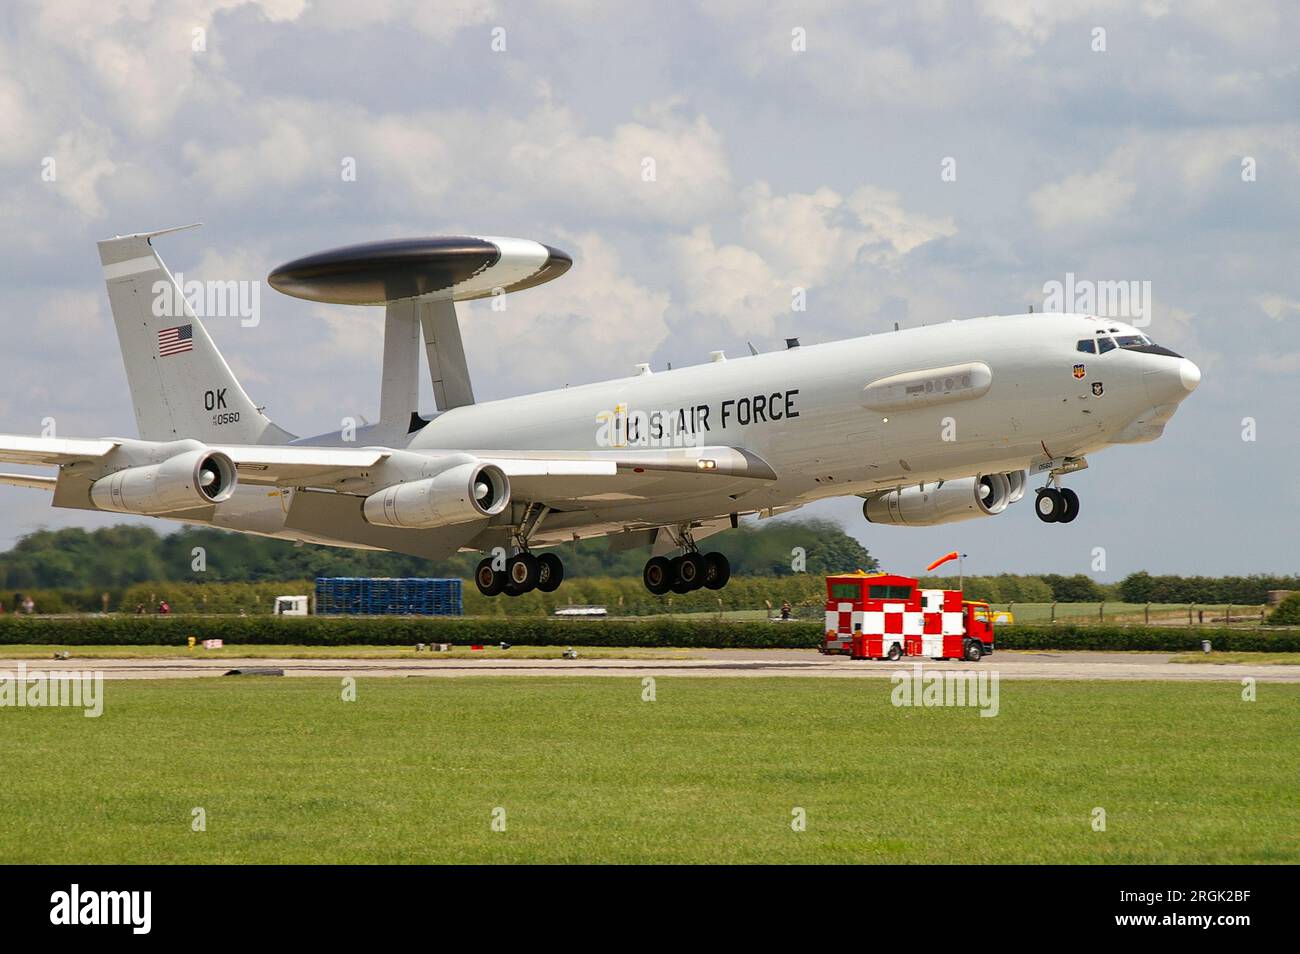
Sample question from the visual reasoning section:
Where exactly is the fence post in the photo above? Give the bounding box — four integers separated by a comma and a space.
1099, 600, 1105, 623
1051, 601, 1057, 623
1144, 602, 1150, 625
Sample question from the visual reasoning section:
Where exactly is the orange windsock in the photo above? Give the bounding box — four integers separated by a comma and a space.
926, 551, 960, 572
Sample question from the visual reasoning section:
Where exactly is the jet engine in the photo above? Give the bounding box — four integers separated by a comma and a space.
362, 461, 510, 530
90, 449, 237, 515
863, 471, 1025, 527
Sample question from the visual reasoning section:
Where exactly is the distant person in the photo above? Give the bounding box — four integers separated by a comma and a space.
135, 603, 146, 615
158, 600, 171, 615
21, 596, 35, 614
781, 600, 792, 621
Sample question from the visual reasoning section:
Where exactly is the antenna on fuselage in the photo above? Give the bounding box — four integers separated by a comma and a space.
267, 235, 572, 437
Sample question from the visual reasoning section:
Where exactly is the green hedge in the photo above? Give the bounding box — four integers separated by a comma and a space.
0, 614, 824, 648
1, 615, 1299, 652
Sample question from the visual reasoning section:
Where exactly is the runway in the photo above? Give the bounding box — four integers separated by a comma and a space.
4, 650, 1298, 682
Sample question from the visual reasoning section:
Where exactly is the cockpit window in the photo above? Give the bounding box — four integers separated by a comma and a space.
1076, 339, 1096, 354
1097, 336, 1116, 353
1115, 335, 1152, 349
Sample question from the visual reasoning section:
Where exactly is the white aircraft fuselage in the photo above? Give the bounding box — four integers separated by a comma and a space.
0, 229, 1200, 596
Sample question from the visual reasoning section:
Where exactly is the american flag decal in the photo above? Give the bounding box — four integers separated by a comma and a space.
158, 324, 193, 357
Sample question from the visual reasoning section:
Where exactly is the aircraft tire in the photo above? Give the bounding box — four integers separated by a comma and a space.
536, 553, 564, 592
702, 552, 731, 590
677, 552, 707, 591
506, 553, 540, 593
475, 558, 506, 597
1057, 487, 1080, 523
643, 556, 673, 595
1035, 488, 1063, 522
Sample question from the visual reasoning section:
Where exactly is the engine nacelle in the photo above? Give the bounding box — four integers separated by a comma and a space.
863, 472, 1023, 527
362, 461, 510, 530
90, 449, 237, 515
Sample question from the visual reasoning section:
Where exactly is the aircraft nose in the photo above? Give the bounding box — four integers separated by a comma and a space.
1143, 357, 1201, 404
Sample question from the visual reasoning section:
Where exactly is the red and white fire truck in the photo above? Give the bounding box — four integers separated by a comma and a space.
822, 571, 995, 662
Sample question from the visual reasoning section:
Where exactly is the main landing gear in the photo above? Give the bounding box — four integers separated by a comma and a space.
641, 527, 731, 595
475, 550, 565, 596
474, 503, 564, 596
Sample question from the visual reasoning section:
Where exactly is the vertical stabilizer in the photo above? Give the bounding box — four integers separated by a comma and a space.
97, 228, 293, 444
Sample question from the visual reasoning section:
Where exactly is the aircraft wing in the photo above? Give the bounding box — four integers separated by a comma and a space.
0, 436, 776, 504
0, 435, 120, 466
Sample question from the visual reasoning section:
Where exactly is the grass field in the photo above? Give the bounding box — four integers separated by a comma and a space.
1171, 652, 1300, 665
2, 677, 1296, 864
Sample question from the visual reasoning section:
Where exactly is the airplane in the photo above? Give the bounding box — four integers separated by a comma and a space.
0, 226, 1200, 598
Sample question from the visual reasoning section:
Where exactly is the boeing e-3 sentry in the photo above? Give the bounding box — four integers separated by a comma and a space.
0, 227, 1200, 597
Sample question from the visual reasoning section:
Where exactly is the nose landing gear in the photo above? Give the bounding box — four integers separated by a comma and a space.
1034, 455, 1086, 524
1035, 485, 1080, 523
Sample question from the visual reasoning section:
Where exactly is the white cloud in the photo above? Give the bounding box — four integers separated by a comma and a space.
1028, 167, 1136, 233
672, 182, 955, 332
460, 231, 673, 393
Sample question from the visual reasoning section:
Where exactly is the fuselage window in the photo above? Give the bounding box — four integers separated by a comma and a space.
1076, 339, 1096, 354
1097, 337, 1116, 353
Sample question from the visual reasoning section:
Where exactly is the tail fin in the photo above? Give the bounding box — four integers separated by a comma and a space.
97, 226, 294, 445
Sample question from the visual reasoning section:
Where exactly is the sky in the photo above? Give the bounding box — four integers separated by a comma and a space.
0, 0, 1296, 579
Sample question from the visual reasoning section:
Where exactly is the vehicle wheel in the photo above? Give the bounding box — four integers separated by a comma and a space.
506, 553, 540, 593
1058, 487, 1080, 523
677, 552, 707, 591
964, 640, 983, 662
702, 551, 731, 590
1035, 488, 1063, 523
887, 643, 903, 661
536, 552, 564, 593
643, 556, 673, 595
474, 557, 506, 597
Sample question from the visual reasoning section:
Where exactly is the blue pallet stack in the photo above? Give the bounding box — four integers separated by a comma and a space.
314, 577, 463, 616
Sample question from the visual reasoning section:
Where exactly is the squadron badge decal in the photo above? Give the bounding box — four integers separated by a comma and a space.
1091, 381, 1105, 397
1072, 364, 1086, 379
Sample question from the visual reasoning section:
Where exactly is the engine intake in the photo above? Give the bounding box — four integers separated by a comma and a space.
90, 449, 237, 515
863, 472, 1024, 527
362, 461, 510, 530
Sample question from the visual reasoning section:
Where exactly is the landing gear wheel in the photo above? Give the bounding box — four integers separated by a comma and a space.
887, 643, 904, 662
1035, 488, 1063, 523
536, 553, 564, 593
702, 552, 731, 590
669, 556, 692, 594
506, 553, 540, 593
964, 640, 984, 662
474, 557, 506, 597
643, 556, 673, 595
676, 552, 707, 592
1057, 487, 1080, 524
